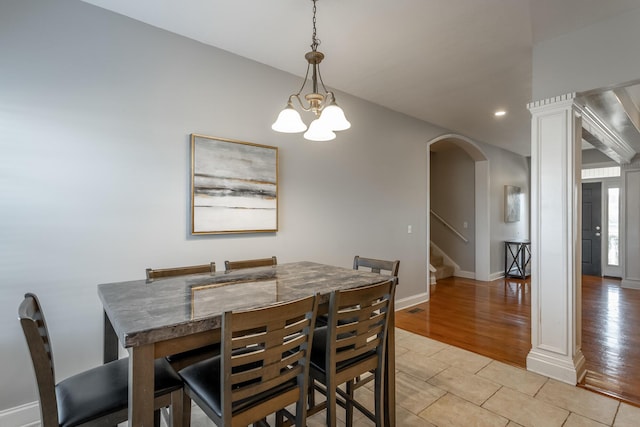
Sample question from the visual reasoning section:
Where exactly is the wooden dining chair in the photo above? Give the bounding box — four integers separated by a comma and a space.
224, 256, 277, 272
178, 294, 318, 427
316, 256, 399, 328
146, 262, 216, 281
353, 255, 400, 281
145, 262, 219, 371
19, 293, 186, 427
307, 279, 397, 427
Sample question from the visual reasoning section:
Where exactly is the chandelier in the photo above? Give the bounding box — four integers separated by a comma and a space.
271, 0, 350, 141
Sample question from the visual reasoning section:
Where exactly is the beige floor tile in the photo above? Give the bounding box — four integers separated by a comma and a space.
614, 402, 640, 427
563, 412, 609, 427
536, 379, 619, 425
395, 370, 447, 414
427, 366, 501, 406
397, 350, 449, 381
397, 334, 451, 356
395, 342, 411, 358
483, 387, 569, 427
507, 422, 524, 427
419, 393, 509, 427
430, 345, 493, 373
395, 327, 422, 341
352, 405, 436, 427
477, 361, 548, 396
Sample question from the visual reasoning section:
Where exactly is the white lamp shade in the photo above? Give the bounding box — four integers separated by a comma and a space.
304, 118, 336, 141
272, 105, 307, 133
319, 101, 351, 131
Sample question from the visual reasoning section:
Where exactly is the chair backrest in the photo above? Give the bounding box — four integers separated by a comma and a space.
146, 262, 216, 280
329, 279, 397, 369
224, 256, 277, 273
353, 256, 400, 279
221, 294, 318, 425
18, 293, 59, 427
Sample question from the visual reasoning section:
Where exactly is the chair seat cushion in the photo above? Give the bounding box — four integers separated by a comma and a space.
178, 350, 296, 418
56, 357, 182, 427
310, 326, 376, 374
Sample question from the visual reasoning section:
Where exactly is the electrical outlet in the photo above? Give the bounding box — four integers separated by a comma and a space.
407, 225, 412, 234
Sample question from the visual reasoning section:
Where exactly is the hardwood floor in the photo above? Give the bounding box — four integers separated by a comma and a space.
396, 275, 640, 407
581, 275, 640, 405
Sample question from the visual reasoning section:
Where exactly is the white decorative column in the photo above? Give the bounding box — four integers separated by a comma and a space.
527, 94, 586, 384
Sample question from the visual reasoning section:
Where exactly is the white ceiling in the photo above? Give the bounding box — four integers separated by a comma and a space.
80, 0, 640, 157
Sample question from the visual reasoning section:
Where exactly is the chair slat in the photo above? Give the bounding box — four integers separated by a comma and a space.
224, 256, 277, 273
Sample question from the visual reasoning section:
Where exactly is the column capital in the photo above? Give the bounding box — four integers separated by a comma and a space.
528, 93, 576, 112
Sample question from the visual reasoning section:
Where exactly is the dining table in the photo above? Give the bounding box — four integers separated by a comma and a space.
98, 261, 397, 427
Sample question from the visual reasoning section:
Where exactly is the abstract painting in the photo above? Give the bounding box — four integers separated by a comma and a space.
504, 185, 521, 223
191, 134, 278, 234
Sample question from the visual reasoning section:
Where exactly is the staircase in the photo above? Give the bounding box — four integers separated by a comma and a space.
430, 245, 454, 281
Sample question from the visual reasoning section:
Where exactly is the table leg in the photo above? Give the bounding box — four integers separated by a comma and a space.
384, 300, 396, 427
128, 344, 155, 427
103, 311, 118, 364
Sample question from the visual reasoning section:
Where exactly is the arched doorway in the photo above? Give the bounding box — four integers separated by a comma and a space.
426, 134, 490, 288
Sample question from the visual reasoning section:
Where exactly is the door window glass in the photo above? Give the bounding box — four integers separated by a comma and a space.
607, 187, 619, 266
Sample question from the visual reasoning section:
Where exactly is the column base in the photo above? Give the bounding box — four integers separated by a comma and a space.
526, 348, 587, 385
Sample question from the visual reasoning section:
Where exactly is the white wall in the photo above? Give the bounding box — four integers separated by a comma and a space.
532, 8, 640, 100
0, 0, 447, 412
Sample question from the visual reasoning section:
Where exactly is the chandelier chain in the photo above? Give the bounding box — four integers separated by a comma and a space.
311, 0, 320, 51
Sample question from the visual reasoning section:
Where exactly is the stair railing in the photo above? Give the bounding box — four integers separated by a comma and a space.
430, 210, 469, 243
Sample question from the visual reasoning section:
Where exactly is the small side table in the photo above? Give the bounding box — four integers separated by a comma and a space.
504, 239, 531, 279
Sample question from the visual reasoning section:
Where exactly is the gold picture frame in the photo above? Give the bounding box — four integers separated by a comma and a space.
191, 134, 278, 234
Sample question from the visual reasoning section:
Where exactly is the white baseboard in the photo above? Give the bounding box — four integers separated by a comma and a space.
395, 292, 429, 311
0, 401, 40, 427
489, 271, 506, 281
621, 278, 640, 289
455, 270, 475, 279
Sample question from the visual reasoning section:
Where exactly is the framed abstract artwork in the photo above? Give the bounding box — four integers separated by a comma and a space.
504, 185, 521, 223
191, 134, 278, 234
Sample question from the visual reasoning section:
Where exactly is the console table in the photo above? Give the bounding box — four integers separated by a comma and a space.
504, 239, 531, 279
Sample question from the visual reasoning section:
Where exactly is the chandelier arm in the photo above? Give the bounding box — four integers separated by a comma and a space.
293, 62, 312, 98
290, 94, 314, 112
315, 66, 332, 110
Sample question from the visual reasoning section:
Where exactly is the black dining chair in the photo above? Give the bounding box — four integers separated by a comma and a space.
224, 256, 277, 272
307, 279, 396, 427
18, 293, 186, 427
178, 294, 318, 427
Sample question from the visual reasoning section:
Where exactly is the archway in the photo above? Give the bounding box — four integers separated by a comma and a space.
426, 134, 491, 290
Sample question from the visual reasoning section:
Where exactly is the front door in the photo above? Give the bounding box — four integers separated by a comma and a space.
582, 182, 602, 276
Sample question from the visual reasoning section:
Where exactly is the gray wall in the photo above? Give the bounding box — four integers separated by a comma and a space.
480, 143, 530, 276
0, 0, 447, 411
582, 149, 618, 165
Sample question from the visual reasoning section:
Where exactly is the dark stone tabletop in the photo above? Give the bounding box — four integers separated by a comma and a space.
98, 261, 388, 347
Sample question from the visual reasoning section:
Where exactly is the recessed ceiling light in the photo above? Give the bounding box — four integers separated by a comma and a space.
494, 110, 506, 117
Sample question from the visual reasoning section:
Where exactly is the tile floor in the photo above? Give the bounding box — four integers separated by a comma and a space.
178, 328, 640, 426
